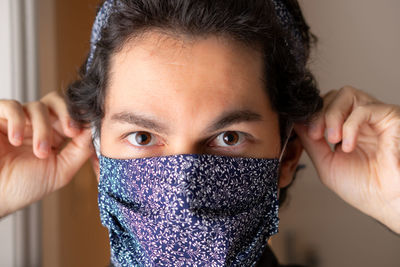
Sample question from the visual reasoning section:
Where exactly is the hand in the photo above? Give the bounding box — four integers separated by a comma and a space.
0, 91, 94, 218
294, 86, 400, 234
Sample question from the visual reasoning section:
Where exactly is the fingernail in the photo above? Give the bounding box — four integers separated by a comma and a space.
342, 138, 351, 149
328, 128, 336, 139
13, 132, 22, 142
39, 141, 49, 153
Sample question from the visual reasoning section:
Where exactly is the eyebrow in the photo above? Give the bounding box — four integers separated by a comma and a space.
110, 109, 263, 135
111, 112, 170, 134
204, 109, 263, 133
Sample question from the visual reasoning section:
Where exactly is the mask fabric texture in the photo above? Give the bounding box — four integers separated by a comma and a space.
98, 153, 281, 266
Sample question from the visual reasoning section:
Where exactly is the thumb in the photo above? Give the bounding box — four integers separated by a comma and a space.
294, 123, 333, 181
53, 128, 94, 190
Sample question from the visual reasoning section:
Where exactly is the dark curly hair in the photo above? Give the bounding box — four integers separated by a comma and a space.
65, 0, 323, 205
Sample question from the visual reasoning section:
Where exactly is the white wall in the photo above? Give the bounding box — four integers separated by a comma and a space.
0, 0, 41, 266
0, 0, 16, 265
0, 0, 13, 99
271, 1, 400, 267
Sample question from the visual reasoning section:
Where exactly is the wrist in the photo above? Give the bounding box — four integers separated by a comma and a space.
377, 198, 400, 235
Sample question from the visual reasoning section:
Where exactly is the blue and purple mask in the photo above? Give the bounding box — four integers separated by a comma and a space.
90, 0, 299, 265
98, 153, 282, 266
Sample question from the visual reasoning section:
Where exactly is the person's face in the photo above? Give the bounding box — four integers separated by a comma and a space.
94, 30, 302, 188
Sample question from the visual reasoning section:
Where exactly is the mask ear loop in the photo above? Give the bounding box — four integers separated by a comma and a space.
279, 123, 294, 163
92, 123, 101, 159
277, 123, 294, 201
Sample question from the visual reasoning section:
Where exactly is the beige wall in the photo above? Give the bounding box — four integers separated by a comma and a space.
39, 0, 110, 266
271, 1, 400, 267
0, 1, 15, 265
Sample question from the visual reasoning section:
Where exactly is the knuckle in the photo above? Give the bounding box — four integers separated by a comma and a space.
324, 110, 338, 123
24, 101, 36, 110
42, 91, 60, 102
341, 85, 357, 91
387, 104, 400, 124
47, 91, 58, 98
322, 89, 338, 99
29, 101, 48, 113
395, 118, 400, 131
385, 107, 400, 140
340, 85, 357, 96
354, 104, 369, 115
36, 101, 47, 110
5, 99, 22, 111
325, 102, 343, 118
56, 101, 68, 114
26, 102, 52, 127
394, 106, 400, 117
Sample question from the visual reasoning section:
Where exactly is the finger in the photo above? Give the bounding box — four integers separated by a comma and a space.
0, 117, 64, 148
24, 101, 53, 159
39, 110, 75, 148
0, 118, 7, 134
294, 122, 333, 183
41, 91, 80, 138
324, 86, 377, 145
0, 100, 26, 146
45, 112, 72, 148
307, 89, 338, 140
47, 121, 70, 148
53, 128, 94, 190
341, 103, 399, 153
323, 87, 356, 144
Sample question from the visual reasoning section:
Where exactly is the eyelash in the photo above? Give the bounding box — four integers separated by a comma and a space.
123, 131, 252, 150
124, 131, 161, 148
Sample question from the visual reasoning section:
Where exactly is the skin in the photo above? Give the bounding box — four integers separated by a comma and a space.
97, 31, 301, 189
101, 32, 293, 160
0, 30, 398, 235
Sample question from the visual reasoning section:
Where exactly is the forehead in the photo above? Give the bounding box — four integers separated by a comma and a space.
105, 30, 269, 118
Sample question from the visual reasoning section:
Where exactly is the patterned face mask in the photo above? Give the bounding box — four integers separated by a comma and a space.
97, 126, 293, 266
88, 1, 302, 265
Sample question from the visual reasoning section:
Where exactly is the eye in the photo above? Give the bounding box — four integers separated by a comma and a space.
126, 131, 158, 147
209, 131, 247, 147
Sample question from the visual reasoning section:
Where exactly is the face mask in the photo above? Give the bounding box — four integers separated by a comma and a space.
97, 125, 293, 266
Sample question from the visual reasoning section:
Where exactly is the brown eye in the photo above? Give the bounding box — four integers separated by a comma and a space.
136, 131, 151, 145
210, 131, 246, 148
222, 131, 239, 146
209, 131, 250, 148
127, 131, 155, 146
